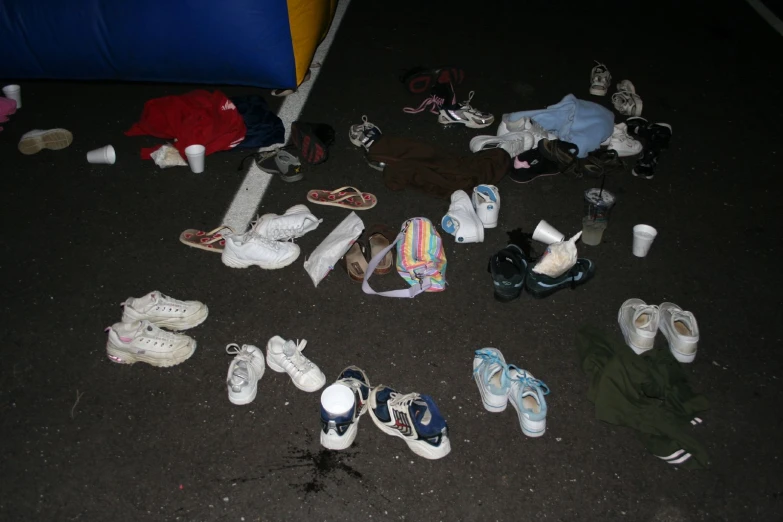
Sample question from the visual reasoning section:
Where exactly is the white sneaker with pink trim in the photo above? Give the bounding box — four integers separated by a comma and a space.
105, 320, 197, 367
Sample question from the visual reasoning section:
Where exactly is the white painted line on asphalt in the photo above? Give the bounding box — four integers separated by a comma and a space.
221, 0, 353, 232
745, 0, 783, 36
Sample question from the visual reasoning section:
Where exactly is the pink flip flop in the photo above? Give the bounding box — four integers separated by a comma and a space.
179, 226, 233, 253
306, 186, 377, 210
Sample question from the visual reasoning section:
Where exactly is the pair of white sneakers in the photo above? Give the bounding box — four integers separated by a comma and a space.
226, 336, 326, 405
440, 185, 500, 243
590, 61, 643, 116
618, 299, 700, 363
105, 291, 208, 367
473, 348, 550, 437
221, 204, 322, 270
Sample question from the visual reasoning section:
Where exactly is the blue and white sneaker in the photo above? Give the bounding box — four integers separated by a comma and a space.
473, 348, 511, 412
508, 365, 550, 437
471, 184, 500, 228
367, 385, 451, 460
320, 366, 371, 450
349, 116, 383, 150
437, 90, 494, 129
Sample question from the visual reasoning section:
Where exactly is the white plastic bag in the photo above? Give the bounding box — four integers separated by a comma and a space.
304, 212, 364, 287
532, 231, 582, 278
150, 143, 188, 169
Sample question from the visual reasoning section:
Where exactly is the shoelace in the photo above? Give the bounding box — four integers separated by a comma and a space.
457, 91, 479, 113
355, 115, 375, 133
403, 94, 446, 115
633, 304, 660, 328
592, 61, 610, 83
150, 293, 189, 314
225, 343, 256, 385
611, 91, 637, 114
473, 349, 509, 379
282, 340, 313, 373
388, 391, 421, 410
243, 218, 286, 248
261, 225, 303, 241
508, 364, 550, 395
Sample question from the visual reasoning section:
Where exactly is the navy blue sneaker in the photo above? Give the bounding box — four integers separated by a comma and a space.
525, 258, 595, 299
367, 385, 451, 460
320, 366, 371, 450
349, 116, 383, 151
488, 244, 528, 302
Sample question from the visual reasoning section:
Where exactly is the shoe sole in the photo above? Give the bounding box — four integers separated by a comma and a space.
221, 251, 299, 270
265, 355, 325, 393
121, 307, 209, 332
320, 420, 360, 450
291, 122, 327, 165
106, 340, 197, 367
366, 402, 451, 460
18, 129, 73, 155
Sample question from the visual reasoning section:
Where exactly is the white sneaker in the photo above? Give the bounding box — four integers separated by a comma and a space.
618, 298, 660, 354
266, 336, 326, 392
496, 116, 556, 143
225, 343, 266, 405
440, 190, 484, 243
600, 123, 643, 157
437, 91, 494, 129
659, 303, 699, 363
473, 348, 511, 412
616, 79, 636, 93
469, 132, 535, 157
18, 129, 73, 155
471, 184, 500, 228
590, 61, 612, 96
612, 90, 643, 117
105, 320, 196, 367
222, 233, 300, 270
121, 291, 208, 331
249, 204, 322, 241
508, 366, 549, 438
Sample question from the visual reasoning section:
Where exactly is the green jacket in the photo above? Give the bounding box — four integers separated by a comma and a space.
577, 326, 710, 469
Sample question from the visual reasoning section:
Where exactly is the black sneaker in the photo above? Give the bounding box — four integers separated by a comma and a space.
509, 148, 559, 184
538, 138, 580, 177
626, 117, 673, 150
632, 149, 659, 179
487, 244, 528, 302
525, 258, 595, 299
581, 148, 624, 178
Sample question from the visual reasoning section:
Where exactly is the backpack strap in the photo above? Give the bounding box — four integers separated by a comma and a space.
361, 231, 432, 298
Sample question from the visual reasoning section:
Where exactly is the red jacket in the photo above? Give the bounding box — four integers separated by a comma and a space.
126, 90, 246, 159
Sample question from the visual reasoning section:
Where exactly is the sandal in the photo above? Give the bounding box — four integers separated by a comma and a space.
179, 226, 233, 253
340, 240, 369, 282
307, 186, 377, 210
367, 224, 395, 275
290, 122, 335, 164
400, 66, 465, 94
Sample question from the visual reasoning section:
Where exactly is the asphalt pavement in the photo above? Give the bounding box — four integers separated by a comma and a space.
1, 0, 782, 521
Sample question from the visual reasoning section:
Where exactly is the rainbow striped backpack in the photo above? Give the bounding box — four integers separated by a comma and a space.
362, 217, 447, 298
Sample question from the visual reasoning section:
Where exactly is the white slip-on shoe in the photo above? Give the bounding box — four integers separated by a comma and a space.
225, 344, 266, 405
221, 232, 300, 269
590, 61, 612, 96
658, 302, 699, 363
121, 291, 208, 331
600, 123, 643, 157
618, 298, 660, 354
469, 132, 535, 157
471, 184, 500, 228
473, 348, 511, 412
507, 365, 549, 438
249, 205, 323, 241
440, 190, 484, 243
105, 320, 196, 367
18, 129, 73, 155
266, 336, 326, 392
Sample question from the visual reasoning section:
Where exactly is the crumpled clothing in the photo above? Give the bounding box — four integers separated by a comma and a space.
230, 94, 285, 149
0, 97, 17, 132
504, 94, 614, 158
125, 90, 246, 160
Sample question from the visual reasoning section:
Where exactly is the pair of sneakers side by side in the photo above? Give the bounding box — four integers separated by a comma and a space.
105, 291, 208, 367
221, 205, 322, 270
441, 185, 500, 243
226, 335, 326, 405
473, 348, 550, 438
319, 368, 451, 459
618, 299, 699, 363
489, 244, 595, 302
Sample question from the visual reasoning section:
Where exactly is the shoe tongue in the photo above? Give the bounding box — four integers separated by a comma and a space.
411, 399, 432, 426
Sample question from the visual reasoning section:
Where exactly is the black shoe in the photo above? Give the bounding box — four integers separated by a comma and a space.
525, 258, 595, 299
488, 244, 528, 302
632, 148, 659, 179
509, 148, 559, 183
582, 148, 624, 178
290, 122, 335, 164
538, 138, 580, 177
626, 117, 673, 149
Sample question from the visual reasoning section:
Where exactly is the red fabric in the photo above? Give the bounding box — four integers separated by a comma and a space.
125, 90, 246, 159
